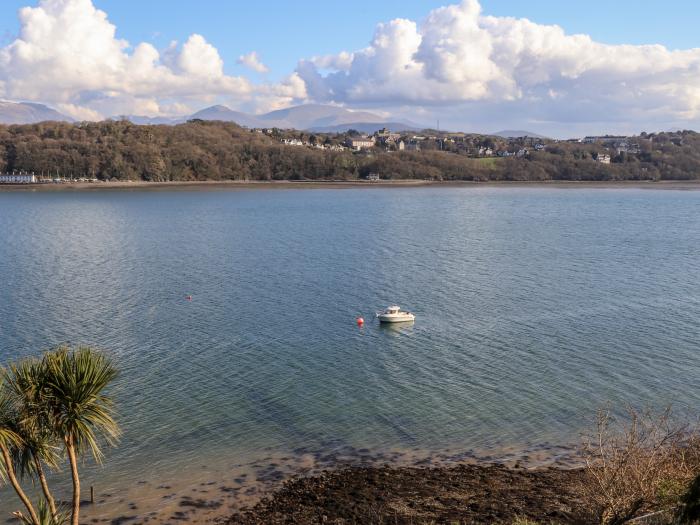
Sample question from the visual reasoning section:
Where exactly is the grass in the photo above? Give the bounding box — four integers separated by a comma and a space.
471, 157, 503, 168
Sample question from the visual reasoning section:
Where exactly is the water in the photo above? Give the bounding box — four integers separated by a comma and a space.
1, 186, 700, 514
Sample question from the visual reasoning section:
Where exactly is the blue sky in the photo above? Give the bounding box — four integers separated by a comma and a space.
1, 0, 698, 81
1, 0, 699, 135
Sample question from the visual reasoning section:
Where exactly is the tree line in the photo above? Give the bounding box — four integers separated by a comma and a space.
1, 120, 700, 182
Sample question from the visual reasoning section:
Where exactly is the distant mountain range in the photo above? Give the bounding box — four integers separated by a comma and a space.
0, 100, 551, 137
492, 130, 548, 139
0, 100, 74, 124
122, 104, 422, 132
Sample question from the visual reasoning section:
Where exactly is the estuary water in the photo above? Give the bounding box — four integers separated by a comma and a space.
1, 185, 700, 517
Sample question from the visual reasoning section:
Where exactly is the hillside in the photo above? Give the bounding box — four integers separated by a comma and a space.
1, 120, 698, 183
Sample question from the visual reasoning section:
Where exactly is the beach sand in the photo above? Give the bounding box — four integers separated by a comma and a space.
64, 442, 582, 525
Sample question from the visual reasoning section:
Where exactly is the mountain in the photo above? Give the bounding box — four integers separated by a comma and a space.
0, 101, 73, 124
492, 129, 548, 139
188, 105, 265, 127
0, 100, 423, 131
113, 115, 183, 125
309, 121, 421, 133
256, 104, 384, 129
162, 103, 421, 132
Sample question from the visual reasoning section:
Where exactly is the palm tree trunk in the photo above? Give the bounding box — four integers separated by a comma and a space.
33, 453, 57, 519
0, 442, 40, 525
66, 437, 81, 525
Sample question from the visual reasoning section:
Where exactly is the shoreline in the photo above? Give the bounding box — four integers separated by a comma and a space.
1, 178, 700, 192
227, 463, 588, 524
51, 443, 583, 525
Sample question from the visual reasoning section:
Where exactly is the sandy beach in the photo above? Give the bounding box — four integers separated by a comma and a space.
66, 443, 582, 525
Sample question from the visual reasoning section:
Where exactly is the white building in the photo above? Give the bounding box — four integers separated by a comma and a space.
596, 154, 611, 164
346, 137, 375, 151
0, 173, 37, 184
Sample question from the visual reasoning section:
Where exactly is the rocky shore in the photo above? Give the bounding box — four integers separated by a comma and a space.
226, 463, 589, 524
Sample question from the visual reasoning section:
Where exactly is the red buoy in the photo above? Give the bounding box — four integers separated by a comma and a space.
185, 295, 192, 301
356, 317, 364, 326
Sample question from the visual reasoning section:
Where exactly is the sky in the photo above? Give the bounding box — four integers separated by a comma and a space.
1, 0, 700, 136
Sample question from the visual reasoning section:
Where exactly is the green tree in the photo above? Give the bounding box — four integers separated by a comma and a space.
41, 347, 120, 525
5, 358, 61, 519
0, 347, 120, 525
0, 371, 41, 525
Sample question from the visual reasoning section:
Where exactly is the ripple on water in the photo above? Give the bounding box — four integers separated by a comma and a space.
0, 186, 700, 515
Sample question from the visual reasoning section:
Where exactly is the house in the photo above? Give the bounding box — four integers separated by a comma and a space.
346, 137, 375, 151
281, 138, 304, 146
585, 135, 628, 144
596, 154, 611, 164
375, 129, 401, 142
397, 140, 405, 151
0, 172, 37, 184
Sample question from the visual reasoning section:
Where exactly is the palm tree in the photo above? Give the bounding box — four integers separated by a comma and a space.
0, 369, 40, 525
15, 500, 68, 525
42, 347, 120, 525
5, 357, 62, 519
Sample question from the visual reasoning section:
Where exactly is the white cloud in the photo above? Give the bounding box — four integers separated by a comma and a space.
237, 51, 269, 74
295, 0, 700, 134
2, 0, 700, 134
0, 0, 301, 118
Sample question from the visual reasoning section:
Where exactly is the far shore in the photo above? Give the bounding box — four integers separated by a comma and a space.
1, 178, 700, 192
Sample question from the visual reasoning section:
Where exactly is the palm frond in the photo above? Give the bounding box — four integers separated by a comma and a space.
42, 346, 120, 462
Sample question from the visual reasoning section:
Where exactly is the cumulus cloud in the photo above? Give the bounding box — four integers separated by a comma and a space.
296, 0, 700, 133
237, 51, 269, 74
2, 0, 700, 133
0, 0, 301, 118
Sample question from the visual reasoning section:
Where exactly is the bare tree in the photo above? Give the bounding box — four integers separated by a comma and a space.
581, 406, 700, 525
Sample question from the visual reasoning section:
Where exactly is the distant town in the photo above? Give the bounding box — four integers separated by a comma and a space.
0, 119, 696, 184
268, 126, 652, 164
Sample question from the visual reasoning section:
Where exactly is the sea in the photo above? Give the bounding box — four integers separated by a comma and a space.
1, 185, 699, 520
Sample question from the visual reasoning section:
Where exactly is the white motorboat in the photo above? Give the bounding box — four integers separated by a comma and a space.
376, 305, 415, 323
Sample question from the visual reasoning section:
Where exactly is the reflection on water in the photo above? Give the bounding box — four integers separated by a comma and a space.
378, 320, 415, 333
1, 186, 700, 517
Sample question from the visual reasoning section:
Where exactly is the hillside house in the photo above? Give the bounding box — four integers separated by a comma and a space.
346, 137, 375, 151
